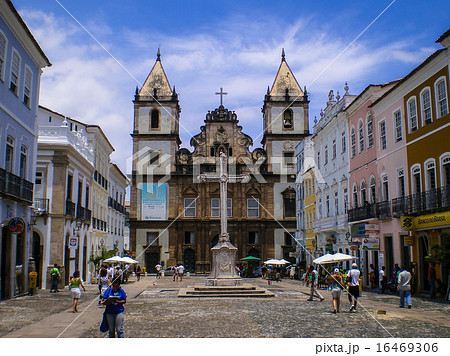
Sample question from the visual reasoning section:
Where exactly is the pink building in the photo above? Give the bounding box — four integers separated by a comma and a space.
346, 81, 399, 286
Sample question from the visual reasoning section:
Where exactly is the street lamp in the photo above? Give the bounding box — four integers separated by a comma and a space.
73, 220, 82, 235
345, 231, 351, 242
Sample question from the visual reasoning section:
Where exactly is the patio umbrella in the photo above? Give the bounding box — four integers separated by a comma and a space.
313, 253, 358, 264
279, 259, 291, 264
264, 259, 288, 265
103, 256, 123, 263
119, 256, 139, 264
240, 256, 261, 261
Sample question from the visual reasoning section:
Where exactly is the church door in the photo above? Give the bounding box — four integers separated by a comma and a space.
145, 253, 159, 274
183, 248, 195, 273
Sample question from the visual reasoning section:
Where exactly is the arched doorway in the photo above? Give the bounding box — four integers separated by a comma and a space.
31, 232, 43, 288
183, 248, 195, 273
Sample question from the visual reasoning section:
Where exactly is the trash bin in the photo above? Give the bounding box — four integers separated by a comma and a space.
29, 272, 38, 294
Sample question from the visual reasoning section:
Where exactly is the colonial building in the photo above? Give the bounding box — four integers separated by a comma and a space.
130, 50, 309, 273
312, 86, 355, 260
0, 0, 50, 299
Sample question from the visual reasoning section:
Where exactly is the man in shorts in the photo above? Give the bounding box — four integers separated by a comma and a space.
347, 263, 360, 312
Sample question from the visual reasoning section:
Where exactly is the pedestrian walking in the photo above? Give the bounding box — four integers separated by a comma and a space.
379, 266, 387, 293
98, 268, 109, 306
102, 279, 127, 338
398, 266, 412, 308
347, 263, 360, 312
327, 267, 344, 313
69, 271, 85, 313
155, 264, 162, 278
369, 264, 375, 289
428, 263, 437, 298
136, 266, 141, 281
49, 264, 60, 293
178, 264, 185, 281
307, 265, 324, 301
107, 264, 114, 280
115, 266, 123, 283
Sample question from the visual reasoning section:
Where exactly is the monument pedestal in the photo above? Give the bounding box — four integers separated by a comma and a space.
206, 241, 242, 286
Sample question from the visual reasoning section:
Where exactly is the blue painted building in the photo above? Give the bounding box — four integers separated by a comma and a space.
0, 0, 50, 300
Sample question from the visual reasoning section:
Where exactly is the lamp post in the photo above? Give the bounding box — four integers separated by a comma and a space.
73, 220, 82, 235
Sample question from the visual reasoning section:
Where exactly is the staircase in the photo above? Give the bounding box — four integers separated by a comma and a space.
178, 284, 274, 298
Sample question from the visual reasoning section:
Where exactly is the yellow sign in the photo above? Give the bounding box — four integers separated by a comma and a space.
401, 211, 450, 230
404, 236, 414, 246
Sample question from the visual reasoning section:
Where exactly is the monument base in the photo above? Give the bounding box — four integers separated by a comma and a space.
207, 241, 242, 286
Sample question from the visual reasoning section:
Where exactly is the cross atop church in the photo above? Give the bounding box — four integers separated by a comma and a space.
215, 87, 228, 106
199, 153, 250, 242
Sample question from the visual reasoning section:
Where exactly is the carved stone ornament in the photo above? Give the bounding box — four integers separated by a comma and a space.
283, 140, 294, 151
175, 148, 192, 164
251, 148, 267, 164
215, 126, 229, 143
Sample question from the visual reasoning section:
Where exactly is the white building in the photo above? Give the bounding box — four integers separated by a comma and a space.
312, 86, 356, 258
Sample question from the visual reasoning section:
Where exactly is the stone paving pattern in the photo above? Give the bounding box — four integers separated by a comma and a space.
0, 275, 449, 338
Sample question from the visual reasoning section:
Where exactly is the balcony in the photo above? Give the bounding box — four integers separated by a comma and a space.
34, 198, 49, 213
76, 204, 92, 222
348, 203, 376, 222
392, 186, 450, 217
65, 200, 75, 217
0, 168, 33, 204
392, 196, 408, 217
376, 201, 391, 220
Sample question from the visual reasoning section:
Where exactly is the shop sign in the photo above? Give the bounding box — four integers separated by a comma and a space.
351, 224, 366, 237
8, 217, 26, 234
401, 211, 450, 230
362, 237, 379, 250
365, 224, 379, 233
404, 235, 414, 246
69, 236, 78, 249
350, 245, 358, 251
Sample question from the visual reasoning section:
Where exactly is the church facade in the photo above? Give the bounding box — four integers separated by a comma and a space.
129, 50, 310, 273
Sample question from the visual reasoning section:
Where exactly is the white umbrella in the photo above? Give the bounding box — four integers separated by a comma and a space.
264, 259, 288, 265
313, 253, 358, 264
279, 259, 291, 264
119, 256, 139, 264
103, 256, 123, 263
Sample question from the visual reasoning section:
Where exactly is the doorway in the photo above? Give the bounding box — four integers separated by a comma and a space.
183, 248, 195, 273
145, 253, 159, 273
31, 232, 43, 288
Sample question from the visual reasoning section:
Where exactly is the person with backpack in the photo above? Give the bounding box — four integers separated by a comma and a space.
49, 264, 60, 293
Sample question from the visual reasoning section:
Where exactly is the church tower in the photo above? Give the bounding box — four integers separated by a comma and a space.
130, 49, 180, 240
262, 49, 309, 174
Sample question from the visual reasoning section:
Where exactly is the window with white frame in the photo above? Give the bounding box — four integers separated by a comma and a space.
351, 127, 356, 157
332, 139, 336, 160
407, 97, 418, 132
334, 191, 338, 215
425, 161, 436, 190
317, 151, 320, 168
379, 121, 387, 150
247, 198, 259, 218
352, 185, 358, 208
361, 180, 367, 204
341, 131, 346, 153
19, 145, 27, 179
370, 176, 376, 203
394, 110, 402, 142
382, 175, 389, 201
435, 78, 448, 118
326, 194, 330, 217
211, 198, 232, 217
23, 67, 32, 108
367, 114, 373, 148
343, 188, 348, 213
0, 32, 6, 80
442, 155, 450, 186
10, 50, 20, 96
421, 88, 432, 125
318, 197, 322, 218
358, 120, 364, 153
324, 145, 328, 165
397, 169, 405, 197
184, 198, 196, 217
5, 135, 14, 173
412, 166, 421, 194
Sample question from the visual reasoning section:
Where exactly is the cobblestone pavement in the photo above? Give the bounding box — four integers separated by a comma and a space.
1, 275, 449, 338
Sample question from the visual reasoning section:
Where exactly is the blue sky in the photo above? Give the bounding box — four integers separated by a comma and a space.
12, 0, 450, 177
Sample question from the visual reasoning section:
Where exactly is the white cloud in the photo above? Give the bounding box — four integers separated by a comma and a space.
18, 6, 438, 176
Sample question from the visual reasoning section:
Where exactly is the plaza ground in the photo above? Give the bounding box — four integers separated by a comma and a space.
0, 275, 449, 338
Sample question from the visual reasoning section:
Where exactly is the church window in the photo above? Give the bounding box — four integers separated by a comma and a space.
283, 152, 294, 167
150, 109, 160, 129
211, 198, 232, 217
184, 198, 196, 217
184, 232, 195, 244
247, 198, 259, 218
282, 109, 293, 129
149, 151, 160, 165
248, 232, 258, 244
282, 188, 296, 218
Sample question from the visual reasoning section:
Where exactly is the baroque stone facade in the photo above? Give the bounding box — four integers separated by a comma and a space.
130, 50, 309, 273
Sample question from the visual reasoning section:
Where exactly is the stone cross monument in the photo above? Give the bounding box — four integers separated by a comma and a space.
199, 152, 250, 286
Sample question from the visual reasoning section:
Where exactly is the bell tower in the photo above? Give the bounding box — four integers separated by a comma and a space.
261, 49, 309, 174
